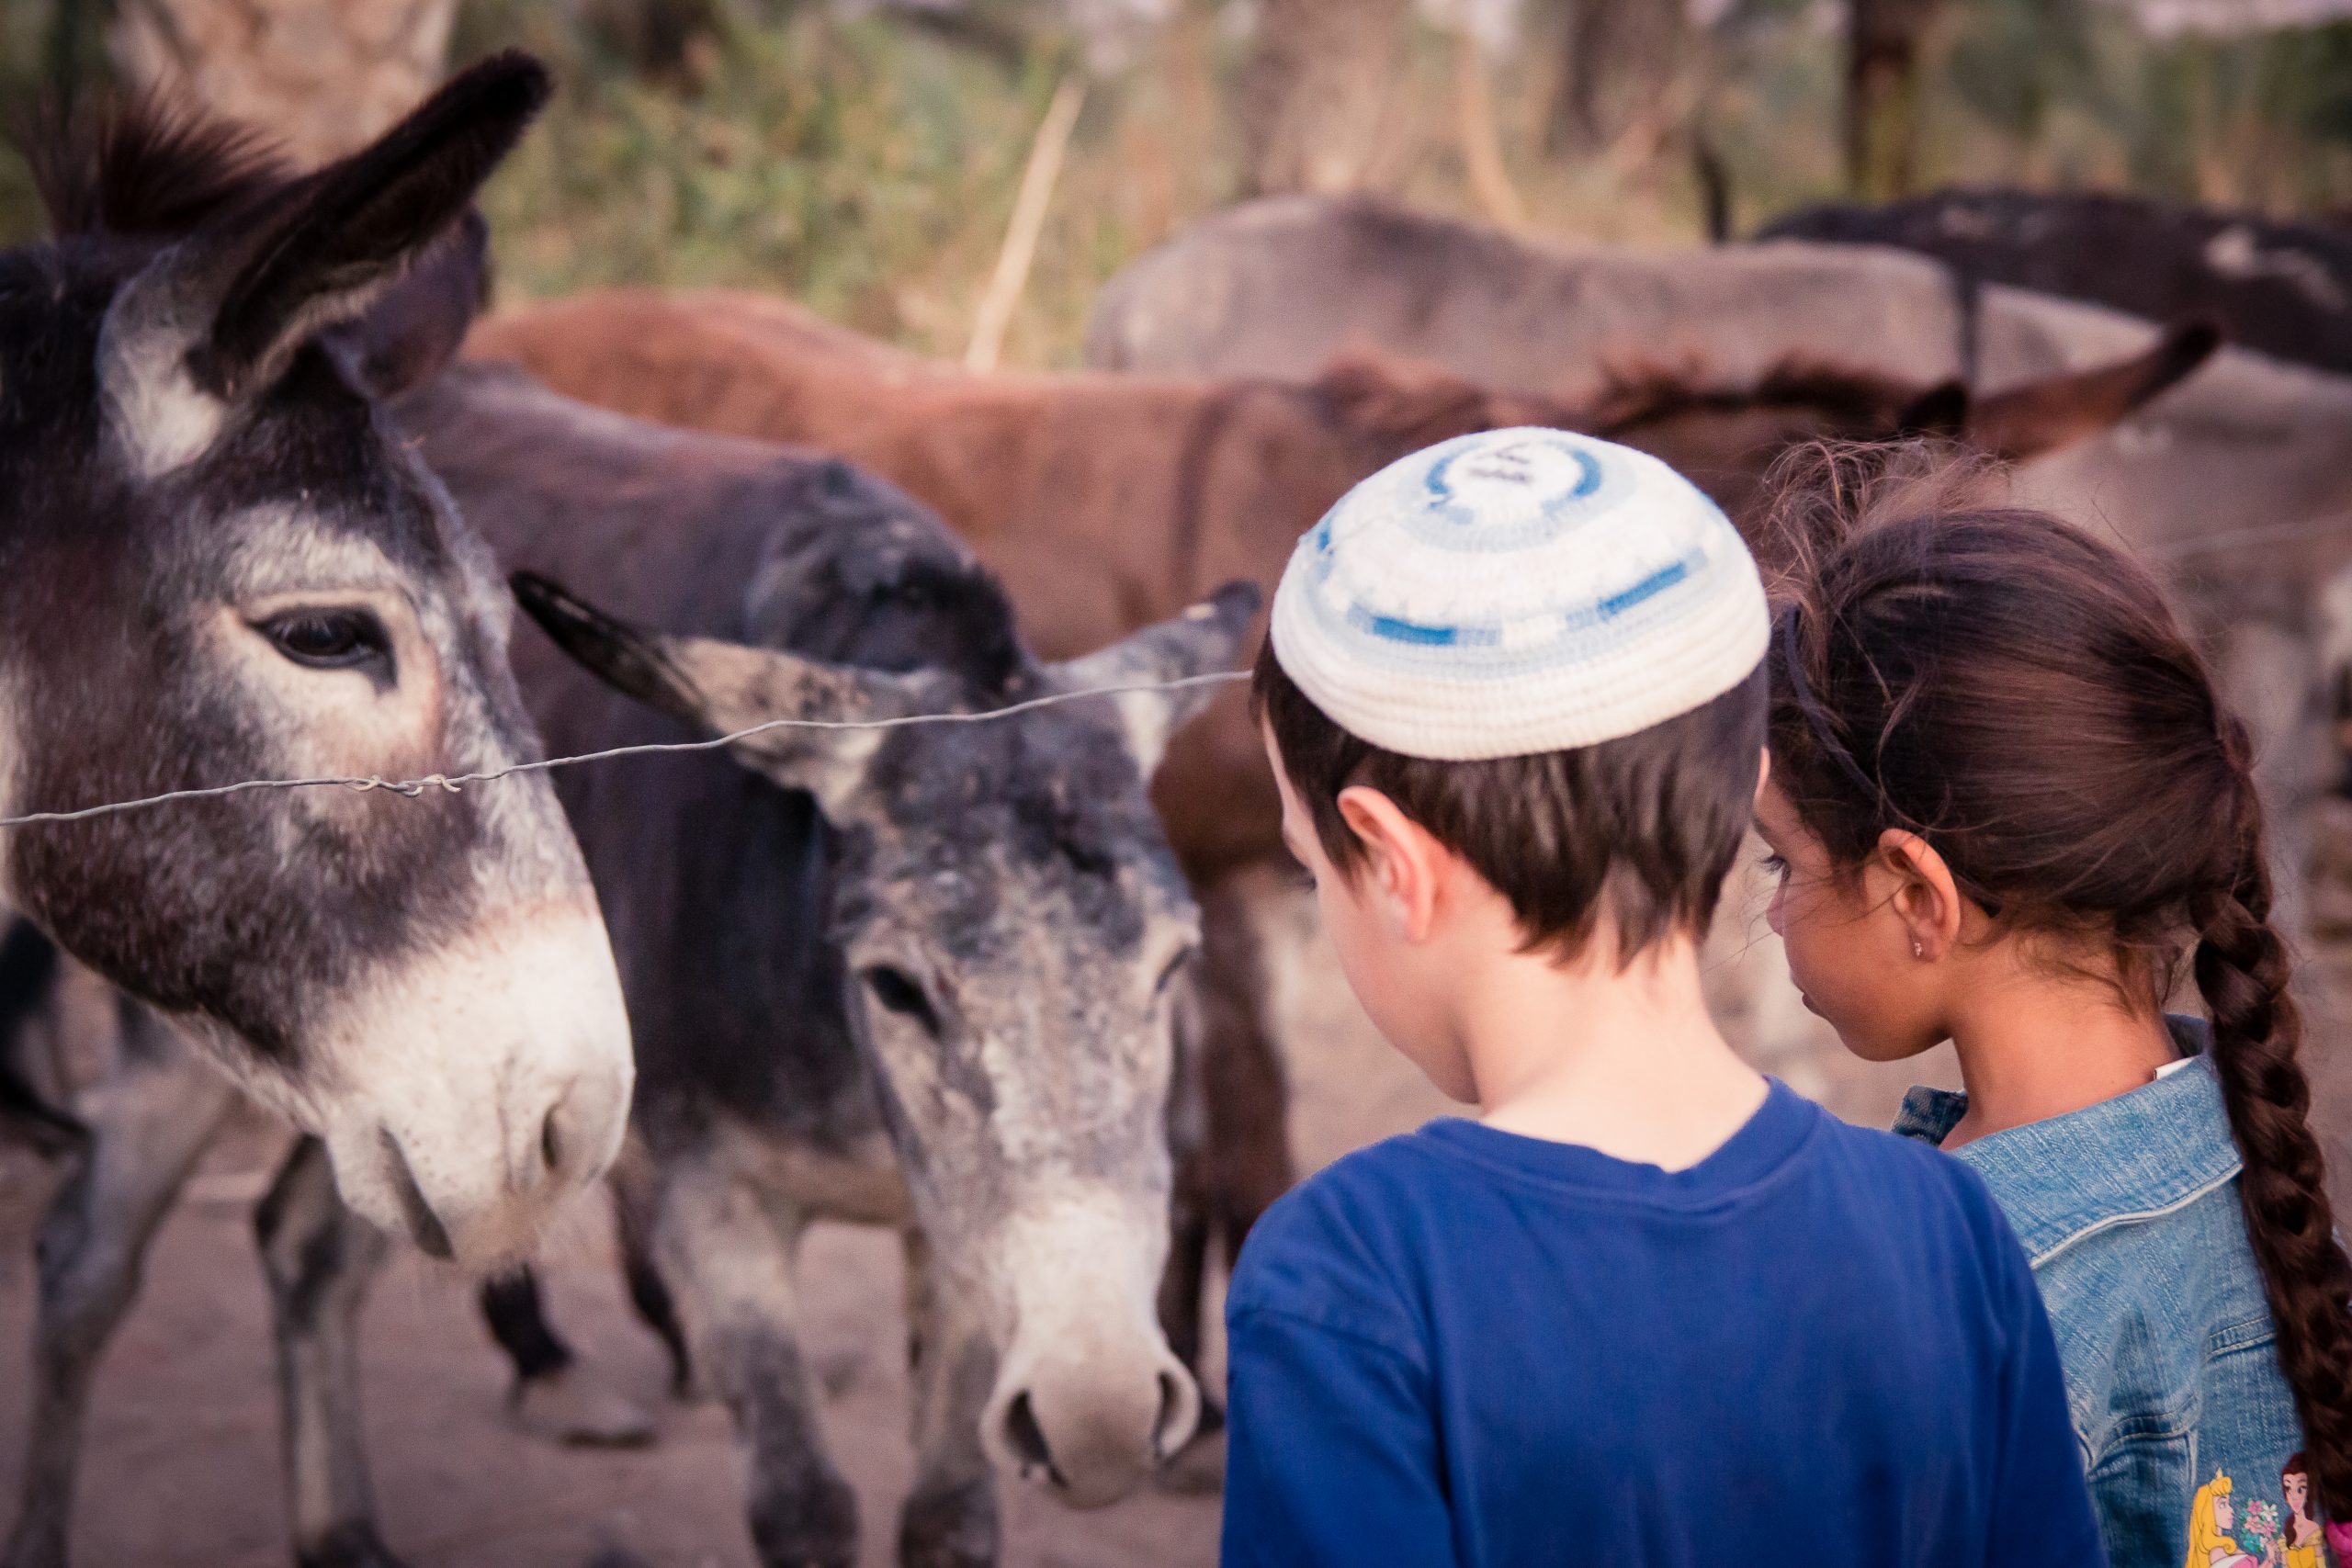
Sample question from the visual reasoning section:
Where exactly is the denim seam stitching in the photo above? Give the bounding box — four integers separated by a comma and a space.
2024, 1161, 2240, 1269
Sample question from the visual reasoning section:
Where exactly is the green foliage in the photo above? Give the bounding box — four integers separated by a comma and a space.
14, 0, 2352, 362
460, 3, 1155, 361
0, 0, 116, 247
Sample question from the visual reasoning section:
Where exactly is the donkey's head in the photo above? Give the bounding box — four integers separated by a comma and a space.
0, 56, 632, 1264
519, 559, 1257, 1507
1308, 324, 2220, 533
1584, 320, 2223, 525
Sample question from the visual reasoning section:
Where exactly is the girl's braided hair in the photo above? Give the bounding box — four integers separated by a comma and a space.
1762, 443, 2352, 1516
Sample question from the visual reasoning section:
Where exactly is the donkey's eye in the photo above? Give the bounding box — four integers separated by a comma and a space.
863, 966, 939, 1032
256, 610, 390, 671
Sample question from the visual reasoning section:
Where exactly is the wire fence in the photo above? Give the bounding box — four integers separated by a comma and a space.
8, 504, 2352, 832
0, 671, 1250, 830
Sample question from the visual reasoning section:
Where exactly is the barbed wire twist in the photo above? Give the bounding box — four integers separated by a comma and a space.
0, 671, 1251, 830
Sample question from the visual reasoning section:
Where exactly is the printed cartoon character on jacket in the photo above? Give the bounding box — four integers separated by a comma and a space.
2275, 1456, 2326, 1568
2187, 1472, 2264, 1568
2185, 1466, 2339, 1568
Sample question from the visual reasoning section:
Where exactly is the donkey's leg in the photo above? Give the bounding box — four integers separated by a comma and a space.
1149, 873, 1296, 1420
2214, 617, 2329, 948
480, 1267, 574, 1380
5, 1003, 233, 1568
897, 1229, 1000, 1568
255, 1135, 402, 1568
1195, 871, 1296, 1351
655, 1148, 858, 1568
611, 1148, 695, 1399
481, 1266, 656, 1449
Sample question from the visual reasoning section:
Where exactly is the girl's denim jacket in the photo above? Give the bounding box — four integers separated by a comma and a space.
1894, 1021, 2328, 1568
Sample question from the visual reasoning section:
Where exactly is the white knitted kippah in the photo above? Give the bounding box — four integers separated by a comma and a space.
1269, 427, 1769, 761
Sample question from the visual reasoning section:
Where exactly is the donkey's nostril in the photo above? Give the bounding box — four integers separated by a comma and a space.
539, 1105, 565, 1178
1001, 1391, 1064, 1486
1154, 1369, 1194, 1459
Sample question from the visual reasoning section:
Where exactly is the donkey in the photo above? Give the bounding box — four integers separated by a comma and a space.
1761, 186, 2352, 378
1079, 192, 2352, 937
0, 57, 635, 1568
372, 352, 1250, 1567
456, 281, 2216, 1418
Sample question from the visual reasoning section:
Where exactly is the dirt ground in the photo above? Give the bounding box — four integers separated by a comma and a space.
6, 875, 2352, 1568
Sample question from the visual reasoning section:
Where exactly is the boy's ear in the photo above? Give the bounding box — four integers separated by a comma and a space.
1874, 829, 1966, 958
1337, 785, 1448, 942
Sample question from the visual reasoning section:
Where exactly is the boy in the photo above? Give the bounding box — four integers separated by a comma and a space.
1222, 429, 2103, 1566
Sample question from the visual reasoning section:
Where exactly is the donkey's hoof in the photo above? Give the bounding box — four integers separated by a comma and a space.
898, 1477, 999, 1568
297, 1520, 409, 1568
508, 1365, 658, 1449
750, 1468, 859, 1568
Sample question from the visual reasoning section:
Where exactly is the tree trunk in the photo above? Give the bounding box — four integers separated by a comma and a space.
1238, 0, 1411, 198
109, 0, 458, 164
1544, 0, 1689, 157
1844, 0, 1944, 199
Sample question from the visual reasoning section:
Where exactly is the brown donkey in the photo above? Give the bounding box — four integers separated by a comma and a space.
462, 286, 2216, 1417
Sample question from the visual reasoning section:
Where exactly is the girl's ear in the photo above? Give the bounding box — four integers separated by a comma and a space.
1336, 785, 1446, 942
1875, 829, 1966, 958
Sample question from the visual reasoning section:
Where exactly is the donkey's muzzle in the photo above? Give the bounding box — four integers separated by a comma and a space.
979, 1189, 1203, 1508
313, 899, 634, 1266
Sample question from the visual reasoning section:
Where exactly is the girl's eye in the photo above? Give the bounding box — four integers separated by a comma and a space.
1758, 852, 1790, 879
257, 609, 390, 671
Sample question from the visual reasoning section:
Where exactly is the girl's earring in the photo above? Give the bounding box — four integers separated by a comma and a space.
1912, 941, 1924, 960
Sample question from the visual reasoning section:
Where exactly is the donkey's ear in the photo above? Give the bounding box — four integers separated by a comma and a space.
513, 571, 933, 818
1963, 318, 2222, 461
1894, 379, 1971, 442
1046, 581, 1260, 776
330, 208, 492, 399
190, 51, 548, 400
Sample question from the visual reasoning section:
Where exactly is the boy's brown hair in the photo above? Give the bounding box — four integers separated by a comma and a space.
1252, 637, 1764, 964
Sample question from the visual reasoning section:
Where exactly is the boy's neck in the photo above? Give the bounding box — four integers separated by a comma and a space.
1467, 931, 1768, 1173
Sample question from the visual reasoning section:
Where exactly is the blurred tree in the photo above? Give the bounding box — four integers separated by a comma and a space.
107, 0, 457, 162
1944, 0, 2096, 150
577, 0, 724, 82
1847, 0, 1948, 196
1540, 0, 1690, 156
1238, 0, 1412, 196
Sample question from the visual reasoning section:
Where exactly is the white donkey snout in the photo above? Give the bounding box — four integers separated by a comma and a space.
979, 1189, 1202, 1509
314, 900, 633, 1265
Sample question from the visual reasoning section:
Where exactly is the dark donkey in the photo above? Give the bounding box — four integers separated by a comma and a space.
0, 55, 633, 1568
376, 346, 1249, 1565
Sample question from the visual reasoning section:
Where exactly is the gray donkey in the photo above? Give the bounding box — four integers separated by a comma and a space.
385, 354, 1250, 1568
0, 56, 633, 1568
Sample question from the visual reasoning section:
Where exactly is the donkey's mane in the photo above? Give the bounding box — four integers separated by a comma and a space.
21, 92, 293, 242
1587, 357, 1910, 434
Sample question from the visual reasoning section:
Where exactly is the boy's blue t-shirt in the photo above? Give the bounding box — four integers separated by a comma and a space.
1219, 1079, 2105, 1567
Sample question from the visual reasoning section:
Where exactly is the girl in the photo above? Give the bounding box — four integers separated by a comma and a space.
1751, 450, 2352, 1563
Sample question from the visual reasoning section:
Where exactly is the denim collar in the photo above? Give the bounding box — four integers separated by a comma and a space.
1892, 1017, 2241, 1269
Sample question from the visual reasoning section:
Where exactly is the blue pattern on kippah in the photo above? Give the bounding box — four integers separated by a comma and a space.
1397, 431, 1632, 552
1308, 545, 1710, 670
1595, 558, 1690, 619
1348, 606, 1505, 649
